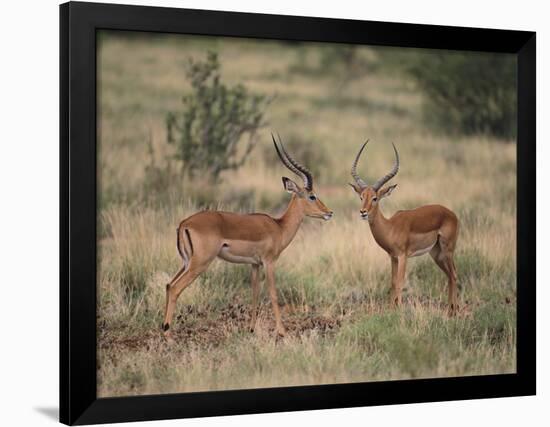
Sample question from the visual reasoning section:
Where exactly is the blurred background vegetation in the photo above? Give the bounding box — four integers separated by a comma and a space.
97, 31, 516, 210
383, 48, 517, 138
97, 31, 517, 396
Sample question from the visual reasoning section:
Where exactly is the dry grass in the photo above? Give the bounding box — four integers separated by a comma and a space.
96, 31, 516, 397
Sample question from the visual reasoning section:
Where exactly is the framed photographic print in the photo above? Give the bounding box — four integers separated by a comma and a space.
60, 1, 536, 425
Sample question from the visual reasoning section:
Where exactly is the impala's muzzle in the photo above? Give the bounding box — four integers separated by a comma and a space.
360, 210, 368, 220
323, 212, 334, 221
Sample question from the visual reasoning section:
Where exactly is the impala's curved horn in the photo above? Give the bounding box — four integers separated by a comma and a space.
373, 142, 399, 191
350, 140, 369, 189
272, 133, 313, 190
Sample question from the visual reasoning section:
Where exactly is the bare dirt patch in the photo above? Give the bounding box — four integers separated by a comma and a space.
99, 302, 344, 354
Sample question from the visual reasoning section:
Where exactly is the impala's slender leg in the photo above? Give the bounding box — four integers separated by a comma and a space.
444, 255, 459, 315
163, 263, 189, 329
430, 238, 459, 315
439, 228, 459, 315
162, 267, 202, 339
166, 264, 188, 290
264, 261, 286, 337
430, 243, 449, 279
249, 264, 261, 332
392, 255, 407, 306
390, 256, 398, 301
162, 246, 216, 339
162, 268, 185, 328
430, 244, 451, 303
438, 255, 459, 315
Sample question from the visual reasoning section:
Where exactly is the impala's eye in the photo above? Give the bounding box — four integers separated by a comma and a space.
308, 194, 317, 201
372, 197, 378, 202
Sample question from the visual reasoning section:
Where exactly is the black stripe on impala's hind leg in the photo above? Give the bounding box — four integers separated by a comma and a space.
185, 228, 194, 255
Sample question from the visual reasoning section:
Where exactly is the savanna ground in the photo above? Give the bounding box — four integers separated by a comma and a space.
97, 32, 517, 396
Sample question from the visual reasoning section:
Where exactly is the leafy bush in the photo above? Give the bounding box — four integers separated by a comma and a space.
166, 52, 272, 182
404, 51, 517, 139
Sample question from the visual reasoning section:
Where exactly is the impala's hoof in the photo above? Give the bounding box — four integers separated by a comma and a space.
162, 323, 175, 342
163, 332, 175, 344
448, 304, 459, 317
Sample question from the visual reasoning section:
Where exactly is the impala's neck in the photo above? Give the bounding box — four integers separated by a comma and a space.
368, 204, 393, 253
277, 194, 306, 250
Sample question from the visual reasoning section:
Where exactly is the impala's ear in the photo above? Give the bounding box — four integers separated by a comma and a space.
348, 183, 362, 194
282, 177, 301, 194
379, 184, 397, 199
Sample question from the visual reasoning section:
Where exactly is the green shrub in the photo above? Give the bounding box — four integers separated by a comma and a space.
166, 51, 272, 182
405, 51, 517, 139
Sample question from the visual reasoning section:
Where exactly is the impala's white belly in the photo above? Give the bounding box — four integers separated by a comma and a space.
409, 242, 436, 257
407, 230, 440, 258
217, 243, 261, 265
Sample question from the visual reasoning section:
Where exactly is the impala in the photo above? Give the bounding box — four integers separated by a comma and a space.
162, 134, 334, 339
349, 140, 460, 314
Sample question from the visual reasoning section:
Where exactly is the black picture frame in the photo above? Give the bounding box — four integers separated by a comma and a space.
60, 1, 536, 425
